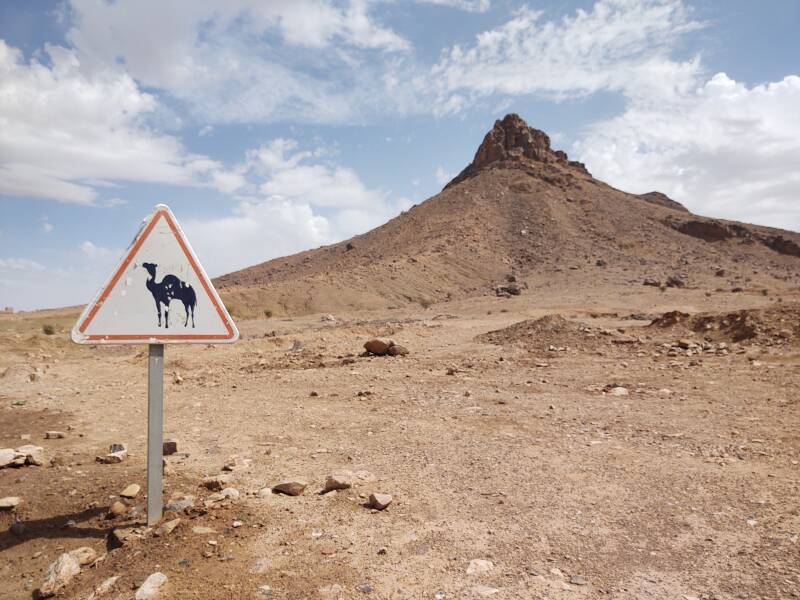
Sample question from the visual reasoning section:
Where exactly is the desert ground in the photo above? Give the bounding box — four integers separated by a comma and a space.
1, 281, 798, 600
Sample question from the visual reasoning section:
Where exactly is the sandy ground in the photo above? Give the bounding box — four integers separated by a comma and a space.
1, 285, 799, 599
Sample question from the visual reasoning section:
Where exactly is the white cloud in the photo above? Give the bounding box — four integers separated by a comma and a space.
80, 240, 118, 261
435, 166, 452, 186
574, 73, 800, 231
417, 0, 491, 12
41, 218, 54, 234
0, 40, 238, 204
0, 258, 46, 272
431, 0, 702, 112
65, 0, 412, 125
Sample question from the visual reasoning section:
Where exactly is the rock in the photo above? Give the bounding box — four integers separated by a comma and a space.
120, 483, 140, 498
201, 474, 233, 491
0, 448, 16, 467
643, 278, 661, 287
109, 442, 128, 453
90, 576, 120, 597
96, 451, 127, 464
162, 440, 178, 455
0, 496, 21, 510
68, 546, 97, 566
387, 345, 409, 357
39, 552, 81, 597
323, 471, 354, 493
251, 557, 272, 574
135, 572, 167, 600
110, 526, 142, 547
162, 458, 175, 476
44, 431, 66, 439
165, 496, 194, 513
608, 386, 629, 396
172, 372, 183, 385
321, 314, 336, 322
191, 526, 216, 535
272, 480, 307, 496
364, 339, 391, 356
472, 585, 501, 597
666, 275, 686, 288
570, 575, 588, 586
368, 493, 393, 510
155, 518, 180, 537
221, 487, 240, 500
108, 501, 127, 517
467, 559, 494, 576
17, 444, 44, 466
257, 585, 274, 597
319, 584, 345, 597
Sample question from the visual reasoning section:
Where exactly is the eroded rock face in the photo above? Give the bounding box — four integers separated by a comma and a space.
445, 113, 587, 188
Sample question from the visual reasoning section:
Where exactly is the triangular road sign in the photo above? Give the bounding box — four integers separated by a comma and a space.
72, 204, 239, 344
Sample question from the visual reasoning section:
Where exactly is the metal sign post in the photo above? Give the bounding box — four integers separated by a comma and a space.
70, 204, 238, 527
147, 344, 165, 525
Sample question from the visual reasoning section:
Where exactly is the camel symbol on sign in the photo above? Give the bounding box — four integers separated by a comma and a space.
142, 262, 196, 328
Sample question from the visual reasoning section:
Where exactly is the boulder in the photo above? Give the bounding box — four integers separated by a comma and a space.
39, 552, 81, 597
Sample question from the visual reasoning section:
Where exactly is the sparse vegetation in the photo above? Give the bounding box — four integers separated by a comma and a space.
42, 324, 55, 335
264, 309, 273, 318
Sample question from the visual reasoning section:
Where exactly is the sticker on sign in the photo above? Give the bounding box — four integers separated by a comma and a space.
71, 204, 239, 344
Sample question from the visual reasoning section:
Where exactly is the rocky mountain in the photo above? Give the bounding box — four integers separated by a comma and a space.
215, 114, 800, 316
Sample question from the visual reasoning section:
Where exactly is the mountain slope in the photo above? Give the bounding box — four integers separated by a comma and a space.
215, 114, 800, 317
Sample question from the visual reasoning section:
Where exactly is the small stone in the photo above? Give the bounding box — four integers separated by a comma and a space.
109, 442, 128, 453
0, 448, 16, 467
17, 444, 45, 465
120, 484, 140, 498
570, 575, 588, 586
192, 526, 216, 535
39, 552, 81, 597
162, 440, 178, 455
319, 584, 345, 597
323, 471, 354, 493
96, 451, 127, 464
387, 345, 409, 357
165, 496, 194, 513
251, 557, 272, 574
608, 386, 628, 396
232, 520, 243, 528
368, 493, 393, 510
358, 583, 374, 594
364, 339, 391, 356
471, 586, 500, 597
91, 575, 121, 597
154, 518, 180, 537
272, 480, 307, 496
135, 572, 167, 600
221, 487, 240, 500
257, 585, 274, 597
109, 526, 140, 547
68, 546, 97, 566
0, 496, 21, 510
44, 431, 66, 439
467, 559, 494, 576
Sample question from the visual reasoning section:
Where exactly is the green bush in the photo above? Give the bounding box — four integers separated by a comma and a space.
42, 324, 55, 335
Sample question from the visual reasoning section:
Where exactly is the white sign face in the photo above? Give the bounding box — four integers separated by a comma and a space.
72, 204, 239, 344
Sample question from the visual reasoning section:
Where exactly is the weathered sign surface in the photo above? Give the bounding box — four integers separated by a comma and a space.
71, 204, 238, 344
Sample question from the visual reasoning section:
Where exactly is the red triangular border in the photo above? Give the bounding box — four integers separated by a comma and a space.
75, 206, 236, 342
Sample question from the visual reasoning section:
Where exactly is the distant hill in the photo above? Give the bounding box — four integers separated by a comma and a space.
215, 114, 800, 316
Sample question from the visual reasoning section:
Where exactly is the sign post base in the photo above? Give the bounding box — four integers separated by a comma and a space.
147, 344, 164, 525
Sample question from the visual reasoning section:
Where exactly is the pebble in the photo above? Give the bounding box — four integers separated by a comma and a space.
570, 575, 588, 586
0, 496, 21, 510
608, 386, 629, 396
221, 487, 240, 500
135, 572, 167, 600
96, 451, 127, 464
120, 484, 140, 498
89, 575, 120, 598
68, 546, 97, 566
232, 520, 243, 528
165, 496, 194, 513
323, 471, 354, 493
368, 493, 393, 510
272, 480, 307, 496
467, 559, 494, 576
44, 431, 66, 439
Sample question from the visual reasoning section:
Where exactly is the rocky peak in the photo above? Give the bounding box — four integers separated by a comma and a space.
444, 113, 587, 189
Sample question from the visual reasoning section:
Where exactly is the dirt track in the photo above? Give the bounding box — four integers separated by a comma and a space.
1, 287, 799, 599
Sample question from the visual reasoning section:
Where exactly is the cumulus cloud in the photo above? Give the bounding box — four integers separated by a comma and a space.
574, 73, 800, 231
435, 166, 452, 186
417, 0, 491, 12
65, 0, 413, 124
0, 40, 238, 204
431, 0, 702, 112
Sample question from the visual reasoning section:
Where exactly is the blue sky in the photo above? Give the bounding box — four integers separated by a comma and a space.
1, 0, 799, 310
